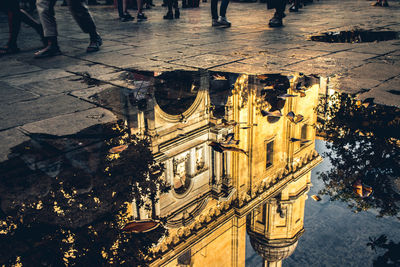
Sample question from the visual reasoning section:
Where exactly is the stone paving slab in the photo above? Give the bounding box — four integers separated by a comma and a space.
21, 107, 117, 136
0, 94, 96, 131
0, 128, 30, 162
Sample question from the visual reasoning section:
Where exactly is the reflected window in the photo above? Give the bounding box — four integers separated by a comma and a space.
266, 140, 274, 168
195, 146, 205, 171
257, 204, 266, 225
222, 152, 226, 177
173, 153, 191, 195
300, 125, 308, 147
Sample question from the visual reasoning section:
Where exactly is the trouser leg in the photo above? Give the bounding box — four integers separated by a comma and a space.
210, 0, 218, 19
167, 0, 173, 12
36, 0, 58, 37
219, 0, 229, 17
66, 0, 97, 35
20, 9, 42, 33
117, 0, 123, 17
276, 1, 286, 15
6, 0, 22, 46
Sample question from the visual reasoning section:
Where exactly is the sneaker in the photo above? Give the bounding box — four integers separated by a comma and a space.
121, 12, 134, 21
217, 16, 231, 27
34, 45, 61, 58
212, 19, 221, 27
137, 13, 147, 20
289, 5, 298, 12
87, 34, 102, 53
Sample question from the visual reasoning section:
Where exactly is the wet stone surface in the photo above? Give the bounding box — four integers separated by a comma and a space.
311, 30, 399, 43
0, 70, 399, 266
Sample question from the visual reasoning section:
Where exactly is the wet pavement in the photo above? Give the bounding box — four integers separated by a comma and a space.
1, 0, 400, 266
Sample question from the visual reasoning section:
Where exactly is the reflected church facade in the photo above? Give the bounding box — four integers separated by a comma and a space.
122, 71, 323, 266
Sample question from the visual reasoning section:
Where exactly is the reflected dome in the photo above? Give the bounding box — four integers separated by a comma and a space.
247, 230, 299, 262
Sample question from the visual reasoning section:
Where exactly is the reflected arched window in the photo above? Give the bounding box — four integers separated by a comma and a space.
173, 153, 191, 195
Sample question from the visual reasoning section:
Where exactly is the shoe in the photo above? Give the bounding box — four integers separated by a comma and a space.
0, 45, 20, 56
174, 8, 180, 19
163, 11, 174, 19
268, 14, 283, 27
371, 1, 381, 6
87, 34, 102, 53
212, 19, 221, 27
137, 13, 147, 20
289, 5, 298, 12
382, 1, 389, 6
120, 12, 134, 21
217, 16, 231, 27
34, 45, 61, 58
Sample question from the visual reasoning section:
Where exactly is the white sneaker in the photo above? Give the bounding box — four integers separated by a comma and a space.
217, 16, 231, 27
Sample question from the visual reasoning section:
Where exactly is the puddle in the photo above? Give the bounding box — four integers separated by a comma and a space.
311, 30, 398, 43
1, 70, 399, 266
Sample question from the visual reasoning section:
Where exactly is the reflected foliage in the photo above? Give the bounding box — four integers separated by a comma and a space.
317, 92, 400, 217
0, 121, 169, 266
367, 235, 400, 266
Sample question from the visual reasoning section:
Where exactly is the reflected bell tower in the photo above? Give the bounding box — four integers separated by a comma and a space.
247, 170, 311, 267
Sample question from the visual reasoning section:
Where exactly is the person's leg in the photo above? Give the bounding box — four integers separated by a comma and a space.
7, 0, 22, 49
163, 0, 174, 19
37, 0, 58, 39
67, 0, 102, 52
67, 0, 97, 34
219, 0, 229, 18
218, 0, 230, 26
117, 0, 124, 17
173, 0, 179, 18
35, 0, 61, 57
210, 0, 218, 20
267, 0, 286, 27
136, 0, 147, 19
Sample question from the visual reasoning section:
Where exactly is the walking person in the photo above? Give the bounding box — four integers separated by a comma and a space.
0, 0, 45, 56
34, 0, 102, 58
211, 0, 230, 27
267, 0, 286, 27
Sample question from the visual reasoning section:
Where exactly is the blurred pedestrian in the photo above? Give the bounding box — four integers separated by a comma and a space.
371, 0, 389, 7
211, 0, 230, 27
35, 0, 102, 58
267, 0, 286, 27
163, 0, 179, 19
136, 0, 147, 20
117, 0, 134, 21
0, 0, 45, 56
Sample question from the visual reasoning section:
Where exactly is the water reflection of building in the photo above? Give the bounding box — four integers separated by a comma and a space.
122, 71, 322, 266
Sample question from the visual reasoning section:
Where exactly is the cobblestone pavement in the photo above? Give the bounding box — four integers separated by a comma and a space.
0, 0, 399, 161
